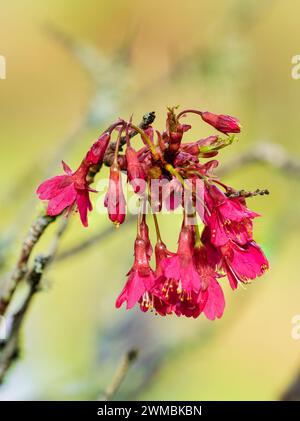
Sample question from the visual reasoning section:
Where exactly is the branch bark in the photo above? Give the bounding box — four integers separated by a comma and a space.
0, 112, 155, 384
281, 369, 300, 401
0, 214, 56, 316
99, 349, 138, 401
0, 218, 68, 383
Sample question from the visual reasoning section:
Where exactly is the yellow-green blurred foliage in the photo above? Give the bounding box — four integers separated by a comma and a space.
0, 0, 300, 400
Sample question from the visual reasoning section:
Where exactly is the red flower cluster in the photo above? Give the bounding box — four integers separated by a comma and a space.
37, 132, 111, 226
37, 107, 268, 320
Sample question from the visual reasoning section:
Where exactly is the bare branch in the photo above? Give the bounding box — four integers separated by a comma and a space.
225, 188, 270, 199
102, 111, 156, 168
0, 214, 56, 317
0, 112, 155, 384
0, 218, 68, 383
281, 369, 300, 401
99, 349, 138, 401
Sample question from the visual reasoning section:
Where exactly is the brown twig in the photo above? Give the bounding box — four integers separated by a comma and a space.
102, 111, 156, 168
0, 112, 155, 321
0, 112, 154, 384
0, 217, 69, 383
281, 369, 300, 401
0, 214, 56, 317
99, 349, 139, 401
225, 188, 270, 198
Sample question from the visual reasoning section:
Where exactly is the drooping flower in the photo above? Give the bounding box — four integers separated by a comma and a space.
36, 160, 93, 226
203, 277, 225, 320
170, 289, 207, 318
204, 184, 259, 247
194, 246, 225, 320
36, 131, 112, 226
220, 240, 269, 290
125, 145, 146, 194
200, 225, 221, 262
154, 240, 174, 278
116, 236, 156, 310
84, 132, 111, 165
147, 234, 225, 320
104, 163, 126, 226
139, 216, 153, 259
161, 225, 201, 295
146, 224, 207, 319
181, 135, 219, 158
138, 240, 174, 316
141, 240, 175, 315
200, 111, 241, 134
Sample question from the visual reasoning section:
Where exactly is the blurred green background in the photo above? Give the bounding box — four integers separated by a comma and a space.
1, 0, 300, 400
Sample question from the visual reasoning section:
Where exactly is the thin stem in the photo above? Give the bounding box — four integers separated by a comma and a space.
213, 178, 230, 191
177, 109, 203, 119
137, 198, 143, 237
152, 212, 161, 242
183, 209, 187, 226
99, 349, 138, 401
103, 113, 156, 168
125, 116, 133, 147
164, 164, 187, 188
129, 123, 158, 159
194, 223, 202, 249
107, 119, 126, 135
125, 126, 131, 147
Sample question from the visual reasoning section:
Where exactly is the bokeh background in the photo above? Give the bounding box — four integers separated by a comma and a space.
1, 0, 300, 400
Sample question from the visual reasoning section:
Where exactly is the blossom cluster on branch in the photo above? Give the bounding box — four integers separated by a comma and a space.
36, 107, 269, 320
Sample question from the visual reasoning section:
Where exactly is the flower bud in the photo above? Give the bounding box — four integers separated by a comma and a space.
201, 112, 241, 134
125, 145, 146, 194
105, 163, 126, 226
85, 132, 111, 165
